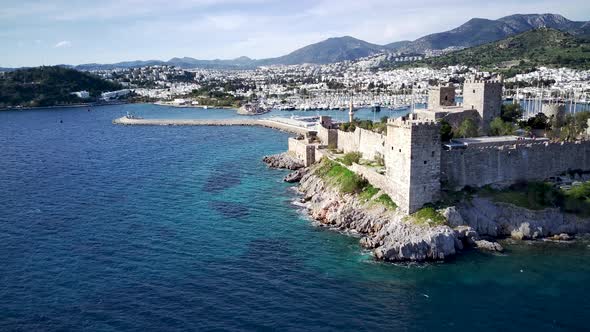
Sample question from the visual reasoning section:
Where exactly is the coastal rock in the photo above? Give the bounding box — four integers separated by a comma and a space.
456, 197, 590, 239
550, 233, 573, 241
442, 206, 465, 227
298, 167, 461, 262
474, 239, 504, 252
372, 224, 458, 262
284, 168, 308, 183
454, 225, 479, 246
262, 153, 304, 170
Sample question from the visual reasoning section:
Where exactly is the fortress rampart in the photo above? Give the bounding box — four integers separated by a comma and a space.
441, 141, 590, 189
317, 125, 385, 161
286, 79, 590, 214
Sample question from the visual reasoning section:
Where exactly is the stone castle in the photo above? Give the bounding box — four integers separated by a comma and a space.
288, 79, 590, 214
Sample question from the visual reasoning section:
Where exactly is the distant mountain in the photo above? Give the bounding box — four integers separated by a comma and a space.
0, 66, 123, 107
396, 13, 590, 53
75, 60, 166, 71
422, 28, 590, 70
72, 36, 388, 69
384, 40, 412, 52
73, 57, 259, 71
9, 13, 586, 70
260, 36, 388, 65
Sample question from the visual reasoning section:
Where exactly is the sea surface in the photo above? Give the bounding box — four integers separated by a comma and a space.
1, 104, 589, 331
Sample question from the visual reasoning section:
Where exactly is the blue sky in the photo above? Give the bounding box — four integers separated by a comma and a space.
1, 0, 589, 67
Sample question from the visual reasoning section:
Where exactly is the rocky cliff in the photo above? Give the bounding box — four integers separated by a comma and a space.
447, 197, 590, 240
297, 167, 463, 262
267, 157, 590, 262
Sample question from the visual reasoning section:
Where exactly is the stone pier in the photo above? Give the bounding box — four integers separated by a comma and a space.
112, 117, 311, 135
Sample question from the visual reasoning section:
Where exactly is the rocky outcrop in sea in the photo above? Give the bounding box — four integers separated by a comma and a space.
445, 198, 590, 240
297, 167, 465, 262
262, 153, 304, 170
279, 162, 589, 263
284, 168, 308, 183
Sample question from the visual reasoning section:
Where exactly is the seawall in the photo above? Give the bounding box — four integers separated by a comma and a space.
113, 117, 310, 135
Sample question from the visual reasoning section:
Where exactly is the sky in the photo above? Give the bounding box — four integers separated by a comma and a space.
1, 0, 590, 67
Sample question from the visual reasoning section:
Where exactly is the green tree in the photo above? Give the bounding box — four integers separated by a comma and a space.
520, 113, 550, 130
457, 118, 478, 138
501, 104, 523, 123
439, 119, 454, 141
490, 117, 516, 136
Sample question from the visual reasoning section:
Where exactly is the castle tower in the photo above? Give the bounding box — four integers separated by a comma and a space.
427, 86, 456, 110
385, 115, 441, 214
462, 78, 503, 132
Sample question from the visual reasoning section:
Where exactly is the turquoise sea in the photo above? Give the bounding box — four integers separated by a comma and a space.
1, 104, 589, 331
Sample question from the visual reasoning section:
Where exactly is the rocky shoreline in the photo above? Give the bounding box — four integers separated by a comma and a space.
264, 155, 590, 262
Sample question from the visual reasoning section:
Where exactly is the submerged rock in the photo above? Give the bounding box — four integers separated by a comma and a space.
263, 153, 303, 170
550, 233, 573, 241
474, 240, 504, 252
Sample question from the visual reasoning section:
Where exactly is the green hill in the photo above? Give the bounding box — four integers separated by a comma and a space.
0, 66, 122, 108
260, 36, 388, 65
422, 28, 590, 72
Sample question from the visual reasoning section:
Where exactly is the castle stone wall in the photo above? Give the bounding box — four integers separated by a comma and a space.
288, 138, 316, 167
317, 126, 338, 148
349, 163, 395, 197
441, 141, 590, 189
337, 128, 385, 161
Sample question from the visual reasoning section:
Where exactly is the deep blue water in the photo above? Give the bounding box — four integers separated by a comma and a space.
1, 105, 589, 331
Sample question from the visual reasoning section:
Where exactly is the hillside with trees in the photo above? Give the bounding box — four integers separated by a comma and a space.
421, 28, 590, 73
0, 66, 122, 108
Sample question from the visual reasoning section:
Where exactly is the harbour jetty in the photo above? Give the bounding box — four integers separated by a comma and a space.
113, 116, 311, 135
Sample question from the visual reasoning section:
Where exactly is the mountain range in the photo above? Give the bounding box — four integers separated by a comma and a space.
389, 13, 590, 53
13, 13, 590, 71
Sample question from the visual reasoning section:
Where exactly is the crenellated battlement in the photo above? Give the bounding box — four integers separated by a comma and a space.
464, 75, 503, 84
387, 114, 439, 129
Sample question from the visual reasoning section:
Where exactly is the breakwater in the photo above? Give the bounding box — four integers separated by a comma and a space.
113, 116, 310, 135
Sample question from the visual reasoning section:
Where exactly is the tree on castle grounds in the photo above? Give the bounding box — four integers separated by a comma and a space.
457, 118, 478, 138
439, 119, 454, 142
490, 117, 516, 136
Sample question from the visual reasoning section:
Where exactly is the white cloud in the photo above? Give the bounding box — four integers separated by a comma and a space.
54, 40, 71, 48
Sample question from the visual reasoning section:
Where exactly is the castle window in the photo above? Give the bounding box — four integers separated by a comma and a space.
431, 151, 435, 157
424, 161, 427, 164
399, 149, 401, 153
444, 96, 448, 101
473, 89, 476, 93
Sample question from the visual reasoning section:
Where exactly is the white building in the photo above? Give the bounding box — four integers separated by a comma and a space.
101, 89, 130, 101
71, 91, 90, 99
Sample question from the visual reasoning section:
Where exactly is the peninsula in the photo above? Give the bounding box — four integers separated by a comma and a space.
115, 76, 590, 262
263, 76, 590, 262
